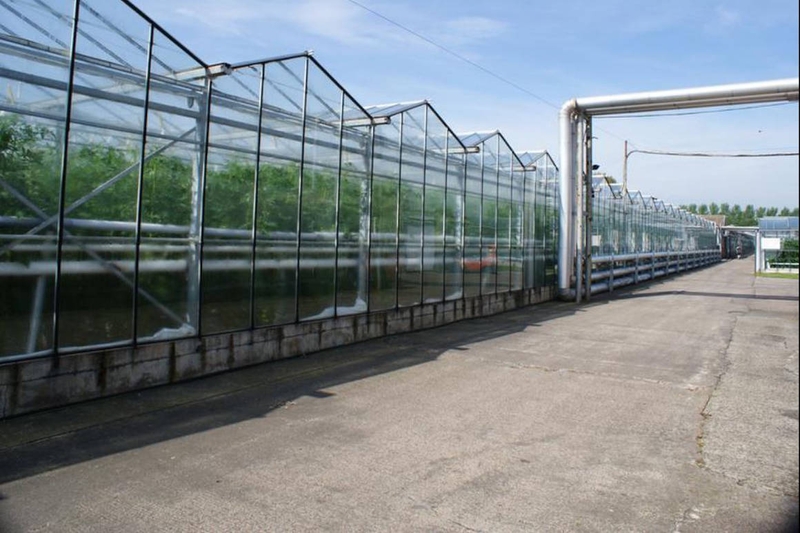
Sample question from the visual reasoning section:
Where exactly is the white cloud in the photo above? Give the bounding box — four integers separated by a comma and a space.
441, 16, 508, 46
159, 0, 390, 46
703, 6, 742, 33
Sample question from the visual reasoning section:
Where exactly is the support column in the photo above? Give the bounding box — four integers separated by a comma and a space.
558, 100, 578, 299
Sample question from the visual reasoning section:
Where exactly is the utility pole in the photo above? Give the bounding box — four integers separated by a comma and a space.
623, 140, 633, 197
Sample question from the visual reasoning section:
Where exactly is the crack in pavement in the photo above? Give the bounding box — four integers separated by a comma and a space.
695, 313, 736, 469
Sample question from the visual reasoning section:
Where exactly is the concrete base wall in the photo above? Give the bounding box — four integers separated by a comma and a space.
0, 286, 556, 419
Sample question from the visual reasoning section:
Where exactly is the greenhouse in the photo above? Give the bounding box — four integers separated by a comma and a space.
591, 177, 718, 255
586, 177, 720, 294
0, 0, 562, 361
0, 0, 717, 374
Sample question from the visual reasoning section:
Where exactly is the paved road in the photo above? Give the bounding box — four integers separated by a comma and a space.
1, 259, 797, 532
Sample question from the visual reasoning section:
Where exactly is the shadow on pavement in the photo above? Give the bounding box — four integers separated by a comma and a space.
0, 300, 581, 485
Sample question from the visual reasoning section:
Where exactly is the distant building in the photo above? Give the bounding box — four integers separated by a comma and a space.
755, 217, 799, 272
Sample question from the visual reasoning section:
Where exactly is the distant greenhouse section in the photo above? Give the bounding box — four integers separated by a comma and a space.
0, 0, 565, 361
586, 177, 721, 294
591, 177, 719, 255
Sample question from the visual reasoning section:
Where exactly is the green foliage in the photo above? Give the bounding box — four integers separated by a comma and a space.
770, 238, 799, 267
683, 201, 799, 226
1, 114, 555, 269
0, 115, 60, 217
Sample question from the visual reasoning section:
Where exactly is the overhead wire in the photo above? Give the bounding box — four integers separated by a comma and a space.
343, 0, 559, 110
629, 148, 798, 158
343, 0, 630, 143
346, 0, 800, 152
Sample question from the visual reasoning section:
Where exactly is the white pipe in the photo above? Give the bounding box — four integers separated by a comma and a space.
558, 99, 577, 297
575, 78, 798, 116
558, 78, 798, 299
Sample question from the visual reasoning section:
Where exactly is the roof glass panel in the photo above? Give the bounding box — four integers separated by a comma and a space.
459, 131, 498, 148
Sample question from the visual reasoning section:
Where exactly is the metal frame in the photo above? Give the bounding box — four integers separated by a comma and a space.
0, 0, 681, 364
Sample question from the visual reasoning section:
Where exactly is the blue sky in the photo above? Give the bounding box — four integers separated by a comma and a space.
133, 0, 799, 208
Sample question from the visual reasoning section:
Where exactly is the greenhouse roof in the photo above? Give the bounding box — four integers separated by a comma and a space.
362, 101, 428, 118
517, 151, 556, 170
459, 131, 501, 148
758, 217, 799, 231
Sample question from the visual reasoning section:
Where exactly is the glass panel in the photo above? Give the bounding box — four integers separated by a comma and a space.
496, 141, 513, 293
510, 168, 524, 291
422, 108, 445, 303
481, 138, 498, 295
369, 123, 401, 311
201, 69, 259, 334
0, 0, 73, 357
444, 140, 464, 300
544, 162, 558, 286
463, 154, 482, 298
57, 2, 150, 350
298, 62, 341, 321
337, 96, 370, 316
137, 30, 206, 341
253, 58, 306, 326
397, 107, 425, 307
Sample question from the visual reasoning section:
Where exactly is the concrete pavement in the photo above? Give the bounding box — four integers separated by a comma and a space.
0, 259, 797, 532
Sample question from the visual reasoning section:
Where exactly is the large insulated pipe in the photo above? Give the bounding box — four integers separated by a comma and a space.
558, 77, 798, 299
558, 99, 578, 298
575, 78, 798, 115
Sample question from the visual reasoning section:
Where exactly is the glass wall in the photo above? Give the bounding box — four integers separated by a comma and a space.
590, 181, 719, 256
518, 151, 559, 289
0, 0, 563, 363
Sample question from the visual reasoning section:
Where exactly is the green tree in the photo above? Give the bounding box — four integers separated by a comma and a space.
709, 202, 719, 215
771, 238, 798, 267
697, 204, 709, 215
729, 204, 742, 225
742, 205, 756, 226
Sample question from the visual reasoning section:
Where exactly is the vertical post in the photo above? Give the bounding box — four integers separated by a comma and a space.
584, 118, 593, 302
558, 101, 577, 299
52, 0, 82, 354
189, 75, 213, 335
622, 140, 628, 197
249, 64, 266, 329
293, 57, 310, 323
574, 119, 585, 303
493, 135, 500, 295
441, 134, 449, 302
754, 229, 762, 273
361, 126, 376, 310
393, 113, 404, 309
332, 92, 346, 316
419, 107, 429, 304
478, 140, 485, 296
459, 153, 467, 300
508, 152, 519, 291
131, 24, 155, 343
522, 166, 530, 289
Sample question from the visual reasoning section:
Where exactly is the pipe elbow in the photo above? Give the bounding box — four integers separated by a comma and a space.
560, 98, 579, 119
